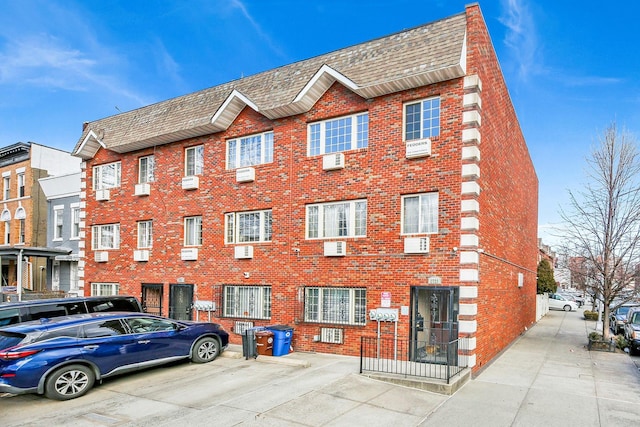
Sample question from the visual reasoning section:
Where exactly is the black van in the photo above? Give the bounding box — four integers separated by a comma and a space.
0, 296, 143, 327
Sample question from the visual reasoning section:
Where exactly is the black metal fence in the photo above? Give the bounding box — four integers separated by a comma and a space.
359, 335, 468, 383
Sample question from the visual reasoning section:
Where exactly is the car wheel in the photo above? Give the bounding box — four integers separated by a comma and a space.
563, 305, 572, 312
45, 364, 95, 400
192, 337, 219, 363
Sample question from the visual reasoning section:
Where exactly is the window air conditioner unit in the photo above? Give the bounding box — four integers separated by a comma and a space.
324, 241, 346, 257
181, 176, 199, 190
181, 247, 198, 261
322, 153, 345, 170
404, 237, 430, 254
234, 321, 254, 334
94, 251, 109, 262
405, 138, 432, 159
134, 183, 150, 196
236, 167, 255, 183
320, 327, 344, 344
234, 245, 254, 259
95, 189, 110, 201
133, 249, 149, 262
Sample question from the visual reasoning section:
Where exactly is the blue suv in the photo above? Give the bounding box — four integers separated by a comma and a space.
0, 312, 229, 400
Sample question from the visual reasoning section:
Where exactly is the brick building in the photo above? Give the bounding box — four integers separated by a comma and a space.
72, 4, 538, 370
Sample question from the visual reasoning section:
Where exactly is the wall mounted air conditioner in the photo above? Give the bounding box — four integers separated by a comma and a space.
324, 241, 346, 257
236, 167, 255, 183
234, 245, 254, 259
320, 328, 344, 344
133, 249, 149, 262
94, 251, 109, 262
404, 236, 430, 254
322, 153, 345, 170
134, 183, 150, 196
405, 138, 431, 159
181, 176, 199, 190
181, 247, 198, 260
95, 189, 110, 201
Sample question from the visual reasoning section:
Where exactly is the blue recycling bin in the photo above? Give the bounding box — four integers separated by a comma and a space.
267, 325, 294, 356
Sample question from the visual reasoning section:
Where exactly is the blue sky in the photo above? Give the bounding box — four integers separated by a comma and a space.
0, 0, 638, 248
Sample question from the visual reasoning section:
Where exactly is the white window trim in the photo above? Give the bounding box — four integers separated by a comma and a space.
307, 112, 368, 156
91, 224, 120, 250
138, 155, 155, 184
53, 205, 64, 241
185, 145, 204, 177
93, 162, 122, 190
70, 204, 80, 240
91, 282, 120, 296
400, 192, 439, 235
3, 221, 9, 245
403, 96, 441, 142
305, 199, 367, 239
226, 131, 274, 170
223, 285, 272, 320
225, 209, 272, 244
184, 216, 203, 246
137, 220, 153, 249
304, 287, 367, 326
2, 176, 9, 200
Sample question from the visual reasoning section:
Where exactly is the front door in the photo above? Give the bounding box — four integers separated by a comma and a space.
410, 286, 459, 363
142, 284, 163, 316
169, 284, 193, 320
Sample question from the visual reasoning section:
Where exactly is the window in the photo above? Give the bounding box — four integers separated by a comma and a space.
308, 112, 368, 156
185, 146, 204, 176
18, 219, 25, 244
84, 320, 127, 338
223, 285, 271, 320
306, 199, 367, 239
91, 224, 120, 249
404, 97, 440, 141
225, 210, 272, 243
137, 220, 153, 248
17, 173, 25, 198
3, 176, 9, 200
71, 205, 80, 239
304, 287, 366, 325
54, 206, 64, 240
184, 216, 202, 246
402, 192, 438, 234
227, 131, 273, 170
91, 282, 120, 296
139, 155, 155, 183
93, 162, 121, 190
3, 221, 9, 245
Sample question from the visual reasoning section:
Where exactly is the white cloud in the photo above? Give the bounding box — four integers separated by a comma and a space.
499, 0, 541, 81
229, 0, 286, 59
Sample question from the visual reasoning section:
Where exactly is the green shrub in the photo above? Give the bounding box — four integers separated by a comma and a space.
615, 335, 628, 350
584, 311, 599, 321
588, 331, 602, 341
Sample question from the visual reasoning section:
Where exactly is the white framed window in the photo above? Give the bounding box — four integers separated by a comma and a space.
225, 210, 272, 244
18, 219, 25, 244
306, 199, 367, 239
401, 192, 439, 235
71, 204, 80, 239
91, 224, 120, 250
3, 175, 10, 200
137, 220, 153, 249
17, 173, 25, 198
53, 205, 64, 240
3, 221, 9, 244
184, 216, 202, 246
308, 112, 368, 156
227, 131, 273, 170
304, 287, 366, 325
404, 96, 440, 141
185, 145, 204, 176
223, 285, 271, 320
93, 162, 122, 190
139, 155, 155, 183
91, 282, 120, 296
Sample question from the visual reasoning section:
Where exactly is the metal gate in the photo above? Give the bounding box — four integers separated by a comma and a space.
169, 284, 193, 320
142, 283, 163, 316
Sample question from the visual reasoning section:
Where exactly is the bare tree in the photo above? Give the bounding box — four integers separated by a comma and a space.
559, 122, 640, 339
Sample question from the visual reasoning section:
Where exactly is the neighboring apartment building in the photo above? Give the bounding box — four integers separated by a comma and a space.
39, 172, 82, 296
0, 142, 80, 298
72, 5, 538, 370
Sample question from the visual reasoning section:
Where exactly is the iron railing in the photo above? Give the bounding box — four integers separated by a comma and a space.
359, 335, 469, 383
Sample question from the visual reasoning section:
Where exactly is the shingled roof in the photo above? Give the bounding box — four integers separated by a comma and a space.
73, 11, 467, 160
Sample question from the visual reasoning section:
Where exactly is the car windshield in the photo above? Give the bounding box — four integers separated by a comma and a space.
632, 312, 640, 325
0, 331, 26, 350
619, 306, 632, 316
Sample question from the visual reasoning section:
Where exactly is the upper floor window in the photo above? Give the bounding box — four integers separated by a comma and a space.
71, 204, 80, 239
92, 223, 120, 250
306, 199, 367, 239
401, 192, 438, 235
3, 221, 9, 245
225, 210, 272, 244
304, 287, 366, 325
54, 205, 64, 240
2, 176, 9, 200
139, 155, 155, 183
17, 173, 25, 198
308, 112, 368, 156
184, 216, 202, 246
18, 219, 25, 244
93, 162, 121, 190
223, 285, 271, 320
404, 97, 440, 141
227, 131, 274, 170
185, 146, 204, 176
137, 220, 153, 249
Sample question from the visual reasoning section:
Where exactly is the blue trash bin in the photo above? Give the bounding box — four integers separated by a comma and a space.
267, 325, 294, 356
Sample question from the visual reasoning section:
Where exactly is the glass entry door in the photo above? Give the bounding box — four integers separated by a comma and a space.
410, 286, 459, 363
169, 284, 193, 320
